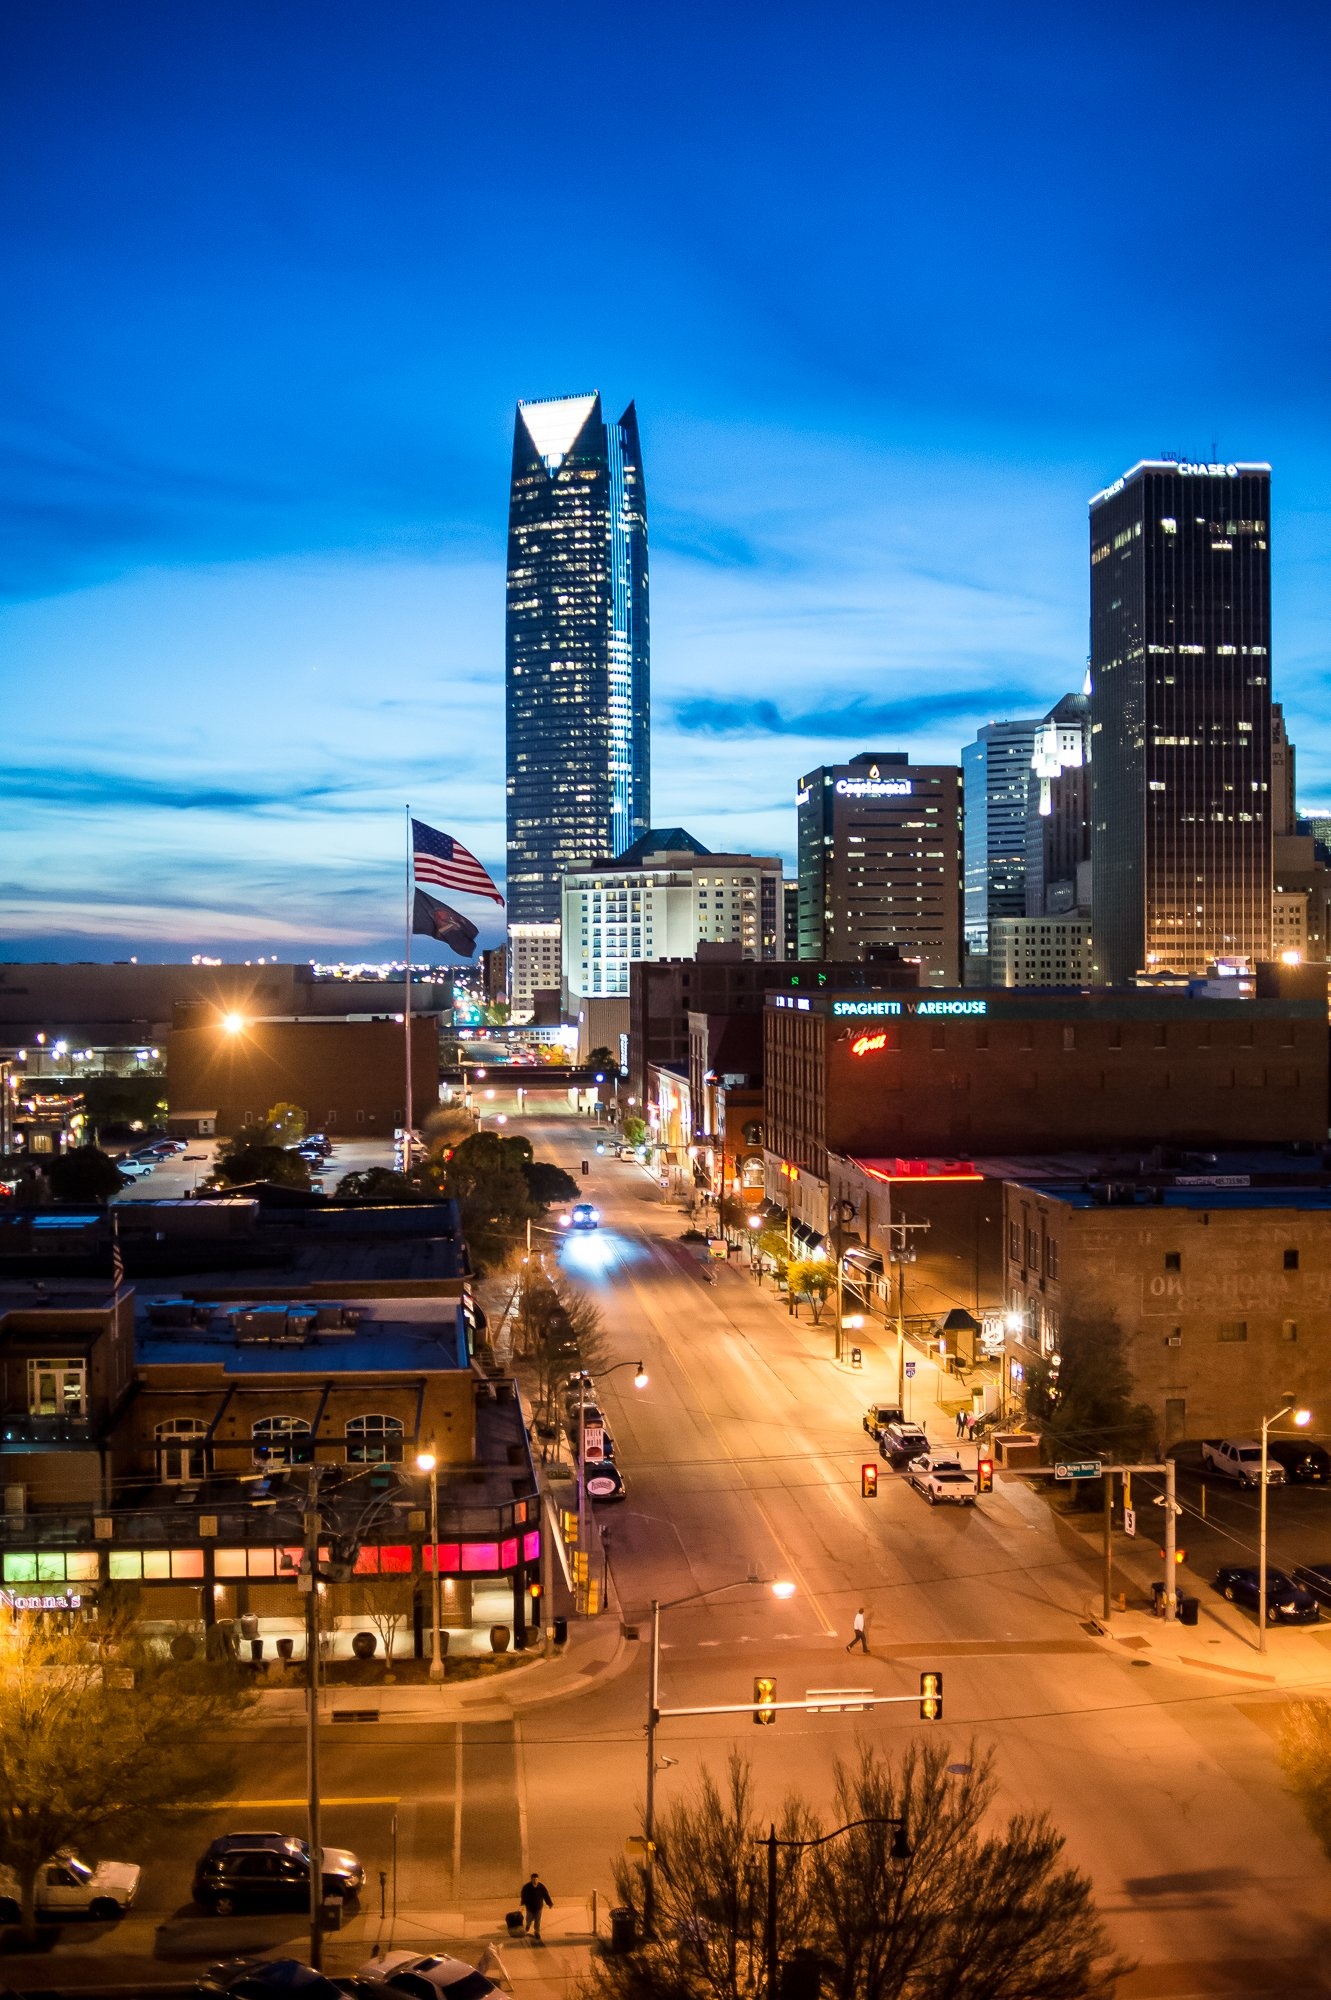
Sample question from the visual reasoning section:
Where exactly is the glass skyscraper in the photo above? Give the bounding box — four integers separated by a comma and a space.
505, 393, 650, 923
961, 718, 1042, 956
1089, 459, 1272, 984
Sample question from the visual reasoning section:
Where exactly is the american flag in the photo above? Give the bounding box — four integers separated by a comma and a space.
111, 1224, 124, 1294
411, 819, 504, 904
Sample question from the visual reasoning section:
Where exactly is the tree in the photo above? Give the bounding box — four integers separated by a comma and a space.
622, 1115, 648, 1149
353, 1574, 414, 1671
717, 1193, 749, 1240
758, 1227, 791, 1281
421, 1104, 475, 1154
0, 1619, 250, 1942
1279, 1698, 1331, 1854
523, 1159, 581, 1207
788, 1257, 835, 1323
335, 1166, 433, 1203
45, 1146, 126, 1205
593, 1741, 1126, 2000
514, 1265, 608, 1442
442, 1131, 539, 1272
212, 1141, 312, 1191
1023, 1311, 1156, 1498
586, 1047, 620, 1078
263, 1101, 307, 1144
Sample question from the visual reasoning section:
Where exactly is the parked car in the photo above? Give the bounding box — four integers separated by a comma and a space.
0, 1853, 140, 1923
1292, 1562, 1331, 1607
354, 1952, 496, 2000
906, 1454, 977, 1506
862, 1402, 904, 1439
116, 1156, 156, 1179
196, 1960, 360, 1998
1212, 1566, 1319, 1624
1200, 1439, 1286, 1487
879, 1421, 930, 1467
1267, 1439, 1331, 1484
192, 1832, 363, 1915
583, 1458, 626, 1503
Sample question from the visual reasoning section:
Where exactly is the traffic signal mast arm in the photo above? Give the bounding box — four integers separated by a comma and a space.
1003, 1458, 1179, 1621
657, 1690, 932, 1720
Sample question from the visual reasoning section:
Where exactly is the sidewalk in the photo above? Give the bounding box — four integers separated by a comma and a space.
245, 1609, 634, 1723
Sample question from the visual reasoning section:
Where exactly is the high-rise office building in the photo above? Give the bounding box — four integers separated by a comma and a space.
796, 753, 963, 983
505, 393, 650, 925
1089, 459, 1273, 984
1272, 702, 1296, 837
1025, 689, 1091, 917
962, 718, 1041, 957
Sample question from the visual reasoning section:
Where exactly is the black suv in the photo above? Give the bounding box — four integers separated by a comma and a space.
192, 1831, 363, 1915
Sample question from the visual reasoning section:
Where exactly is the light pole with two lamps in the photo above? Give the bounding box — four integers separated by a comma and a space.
1259, 1400, 1311, 1651
643, 1573, 795, 1936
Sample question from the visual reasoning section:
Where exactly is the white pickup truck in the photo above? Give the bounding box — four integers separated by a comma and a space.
907, 1454, 978, 1506
1201, 1438, 1286, 1487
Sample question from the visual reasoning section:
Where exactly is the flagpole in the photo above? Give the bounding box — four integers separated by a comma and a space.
404, 804, 414, 1165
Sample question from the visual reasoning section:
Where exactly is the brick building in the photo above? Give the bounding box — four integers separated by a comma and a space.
167, 1015, 439, 1138
1002, 1179, 1331, 1444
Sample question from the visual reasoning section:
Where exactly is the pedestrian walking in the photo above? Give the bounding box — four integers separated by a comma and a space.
519, 1871, 552, 1942
846, 1606, 869, 1654
955, 1409, 967, 1439
965, 1411, 977, 1441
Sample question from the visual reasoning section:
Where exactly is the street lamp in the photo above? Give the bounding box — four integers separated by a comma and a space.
643, 1574, 794, 1937
221, 1013, 245, 1035
761, 1815, 910, 1996
415, 1446, 444, 1681
1259, 1401, 1312, 1651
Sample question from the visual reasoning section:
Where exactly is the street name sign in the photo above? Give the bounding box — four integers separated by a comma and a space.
1054, 1459, 1102, 1480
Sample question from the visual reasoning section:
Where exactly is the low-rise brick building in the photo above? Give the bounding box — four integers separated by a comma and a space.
1002, 1179, 1331, 1444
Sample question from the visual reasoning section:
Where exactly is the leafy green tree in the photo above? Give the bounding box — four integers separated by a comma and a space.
586, 1046, 620, 1078
0, 1619, 250, 1942
1024, 1311, 1156, 1494
335, 1166, 433, 1203
596, 1741, 1125, 2000
443, 1130, 539, 1271
213, 1137, 311, 1191
45, 1146, 126, 1205
422, 1104, 475, 1153
788, 1256, 835, 1323
263, 1101, 307, 1144
523, 1159, 581, 1207
758, 1227, 791, 1279
621, 1114, 648, 1148
515, 1265, 607, 1443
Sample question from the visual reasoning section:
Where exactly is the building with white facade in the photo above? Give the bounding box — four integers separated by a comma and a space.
989, 915, 1093, 988
507, 922, 562, 1022
562, 829, 782, 1003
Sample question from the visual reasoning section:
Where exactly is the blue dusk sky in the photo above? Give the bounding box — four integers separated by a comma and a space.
2, 1, 1328, 962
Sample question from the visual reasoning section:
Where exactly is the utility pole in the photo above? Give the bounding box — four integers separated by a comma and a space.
304, 1469, 324, 1969
644, 1598, 661, 1937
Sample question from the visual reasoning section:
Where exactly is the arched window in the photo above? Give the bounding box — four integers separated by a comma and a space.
345, 1414, 405, 1465
156, 1417, 209, 1484
252, 1416, 313, 1467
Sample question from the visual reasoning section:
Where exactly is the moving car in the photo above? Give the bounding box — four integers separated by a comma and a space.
0, 1853, 141, 1923
1212, 1565, 1320, 1624
569, 1202, 599, 1230
354, 1952, 497, 1999
862, 1402, 904, 1439
878, 1421, 930, 1467
1268, 1439, 1331, 1484
192, 1832, 364, 1916
906, 1454, 977, 1506
583, 1458, 625, 1503
1200, 1438, 1286, 1487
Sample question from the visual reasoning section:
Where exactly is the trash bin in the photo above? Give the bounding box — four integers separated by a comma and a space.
553, 1615, 568, 1647
610, 1906, 637, 1954
1178, 1594, 1199, 1626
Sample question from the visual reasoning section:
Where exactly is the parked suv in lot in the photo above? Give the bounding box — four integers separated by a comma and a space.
192, 1832, 363, 1915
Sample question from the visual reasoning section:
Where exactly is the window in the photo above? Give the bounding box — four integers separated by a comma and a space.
252, 1415, 313, 1466
1045, 1238, 1059, 1280
27, 1359, 86, 1419
345, 1414, 405, 1465
155, 1418, 209, 1483
1164, 1252, 1181, 1272
1282, 1320, 1298, 1343
1284, 1248, 1299, 1271
1218, 1320, 1248, 1343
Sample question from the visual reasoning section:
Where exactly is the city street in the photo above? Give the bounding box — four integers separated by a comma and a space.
50, 1095, 1331, 1996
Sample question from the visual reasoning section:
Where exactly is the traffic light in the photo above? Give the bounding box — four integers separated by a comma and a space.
861, 1462, 879, 1499
976, 1458, 993, 1495
753, 1675, 776, 1725
919, 1670, 943, 1721
529, 1580, 543, 1609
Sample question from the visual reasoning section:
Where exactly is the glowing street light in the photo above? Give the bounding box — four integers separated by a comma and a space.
221, 1013, 245, 1036
415, 1445, 444, 1681
1259, 1402, 1313, 1650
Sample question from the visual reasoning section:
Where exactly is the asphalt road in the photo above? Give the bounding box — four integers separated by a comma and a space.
56, 1095, 1331, 1995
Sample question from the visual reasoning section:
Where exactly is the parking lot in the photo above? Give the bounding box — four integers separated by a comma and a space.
112, 1136, 397, 1201
1120, 1447, 1331, 1618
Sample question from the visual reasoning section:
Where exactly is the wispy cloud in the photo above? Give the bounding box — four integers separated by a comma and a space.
671, 686, 1041, 738
0, 764, 366, 815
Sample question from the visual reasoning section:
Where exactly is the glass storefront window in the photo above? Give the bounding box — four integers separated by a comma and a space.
67, 1552, 99, 1581
108, 1552, 142, 1580
142, 1551, 170, 1579
500, 1537, 518, 1570
214, 1549, 247, 1578
422, 1544, 460, 1574
171, 1550, 204, 1579
36, 1552, 65, 1581
461, 1543, 498, 1573
379, 1546, 411, 1573
3, 1554, 37, 1582
523, 1530, 541, 1564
